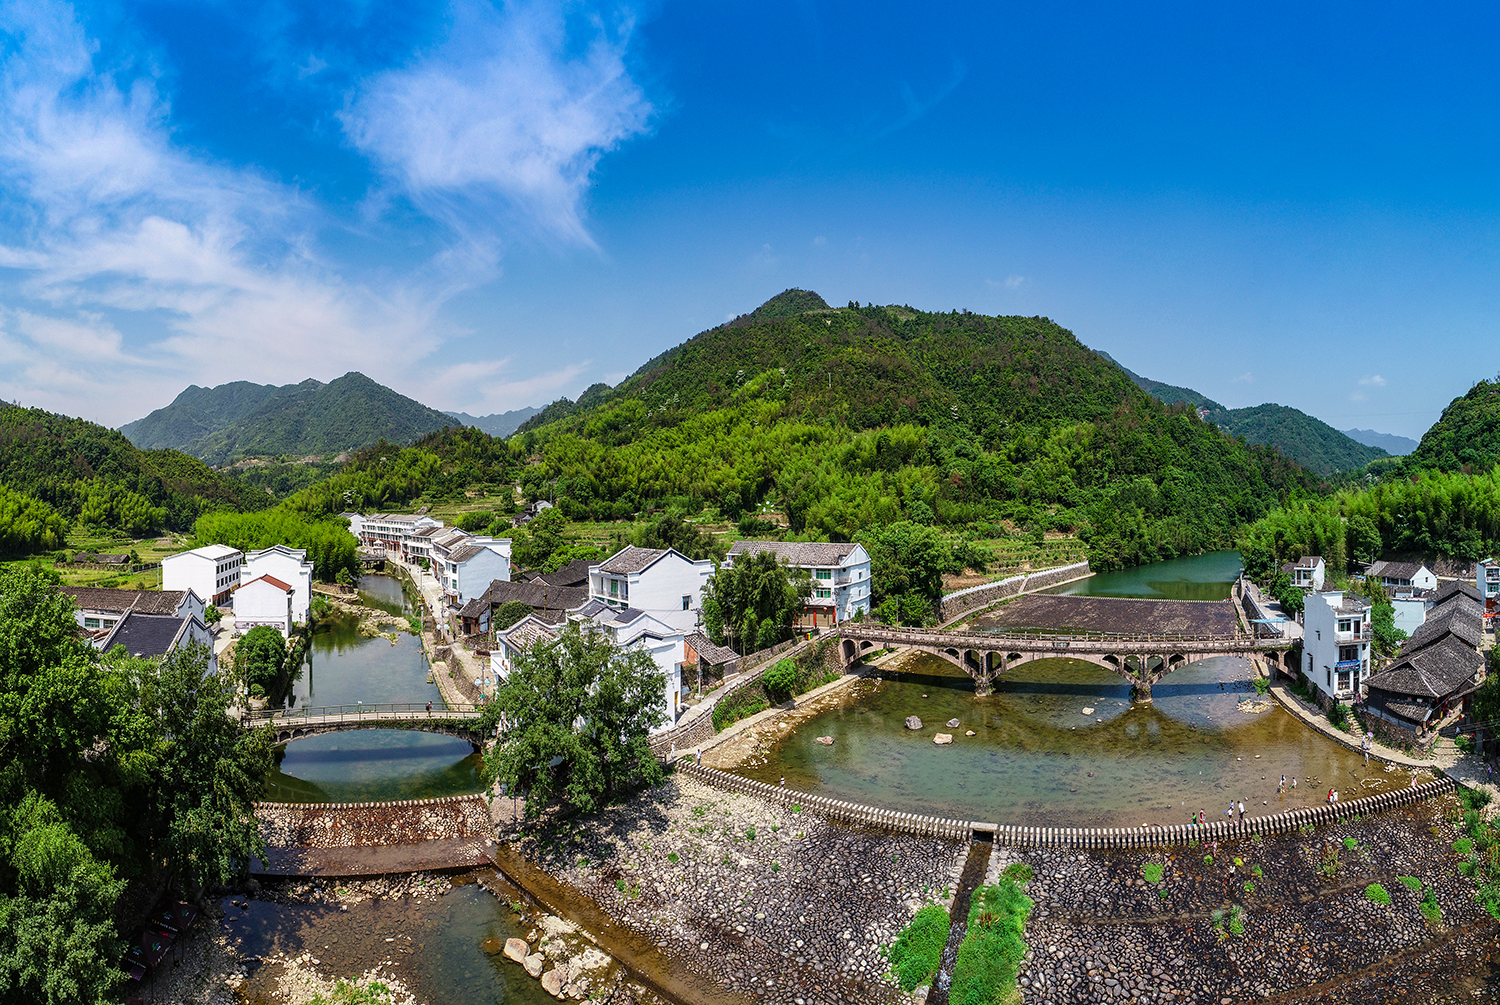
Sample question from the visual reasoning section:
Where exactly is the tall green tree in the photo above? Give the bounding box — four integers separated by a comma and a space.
234, 626, 288, 698
856, 520, 958, 626
480, 623, 666, 817
701, 550, 811, 653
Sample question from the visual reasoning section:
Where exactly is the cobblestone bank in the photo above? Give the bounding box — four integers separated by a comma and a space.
996, 792, 1485, 1003
511, 775, 968, 1005
256, 796, 492, 848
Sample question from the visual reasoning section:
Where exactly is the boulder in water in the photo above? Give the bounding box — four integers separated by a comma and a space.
816, 735, 835, 745
541, 968, 568, 997
503, 938, 529, 963
934, 733, 954, 745
524, 953, 546, 977
947, 718, 961, 728
905, 716, 923, 730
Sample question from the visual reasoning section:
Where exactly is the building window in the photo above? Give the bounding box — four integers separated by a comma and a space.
816, 569, 832, 580
610, 580, 618, 597
682, 595, 691, 610
84, 617, 99, 629
1339, 645, 1359, 663
1327, 669, 1332, 687
815, 588, 832, 599
1338, 671, 1351, 692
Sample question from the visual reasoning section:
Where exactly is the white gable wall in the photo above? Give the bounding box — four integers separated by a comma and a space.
244, 548, 314, 624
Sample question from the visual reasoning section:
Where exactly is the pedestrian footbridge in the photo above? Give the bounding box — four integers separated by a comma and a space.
241, 703, 488, 747
838, 623, 1294, 699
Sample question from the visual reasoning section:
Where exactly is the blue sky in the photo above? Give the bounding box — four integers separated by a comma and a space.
0, 1, 1494, 439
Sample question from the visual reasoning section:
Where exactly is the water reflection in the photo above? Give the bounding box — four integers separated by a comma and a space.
735, 654, 1403, 827
1046, 549, 1244, 601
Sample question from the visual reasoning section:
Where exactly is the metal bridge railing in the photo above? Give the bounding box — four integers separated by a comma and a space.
241, 702, 483, 726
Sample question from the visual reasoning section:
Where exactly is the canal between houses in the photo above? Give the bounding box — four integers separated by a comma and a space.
729, 551, 1404, 827
262, 574, 484, 804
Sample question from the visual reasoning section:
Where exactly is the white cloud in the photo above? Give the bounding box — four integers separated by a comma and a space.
1232, 372, 1253, 383
984, 275, 1026, 290
1358, 374, 1387, 387
0, 0, 644, 426
342, 0, 652, 246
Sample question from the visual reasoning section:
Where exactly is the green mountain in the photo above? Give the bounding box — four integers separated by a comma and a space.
0, 404, 268, 546
1408, 379, 1500, 472
120, 372, 458, 465
1205, 403, 1389, 476
444, 406, 542, 437
1341, 427, 1418, 456
120, 380, 306, 448
511, 294, 1318, 569
1092, 351, 1386, 475
1094, 350, 1224, 411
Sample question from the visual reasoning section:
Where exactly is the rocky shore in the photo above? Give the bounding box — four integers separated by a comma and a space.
510, 773, 968, 1005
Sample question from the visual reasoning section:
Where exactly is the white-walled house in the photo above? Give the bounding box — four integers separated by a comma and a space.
1477, 558, 1500, 616
1302, 590, 1372, 708
162, 544, 243, 607
1389, 591, 1431, 637
724, 541, 873, 628
351, 513, 445, 558
64, 586, 205, 635
233, 575, 295, 637
441, 540, 513, 605
589, 546, 712, 614
1281, 555, 1325, 591
1367, 560, 1438, 592
244, 545, 314, 625
96, 612, 217, 674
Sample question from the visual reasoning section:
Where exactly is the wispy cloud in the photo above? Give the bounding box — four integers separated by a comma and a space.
1232, 372, 1253, 383
1358, 374, 1387, 387
869, 57, 965, 142
342, 0, 653, 247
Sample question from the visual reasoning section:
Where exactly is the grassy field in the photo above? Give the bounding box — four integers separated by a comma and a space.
10, 528, 194, 589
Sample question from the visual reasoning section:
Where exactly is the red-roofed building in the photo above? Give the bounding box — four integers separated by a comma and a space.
234, 574, 295, 637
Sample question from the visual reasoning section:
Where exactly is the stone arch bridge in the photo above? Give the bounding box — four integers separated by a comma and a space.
241, 703, 488, 748
837, 624, 1294, 699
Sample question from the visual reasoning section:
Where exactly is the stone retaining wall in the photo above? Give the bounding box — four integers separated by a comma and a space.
674, 761, 1458, 847
937, 561, 1091, 623
254, 793, 492, 848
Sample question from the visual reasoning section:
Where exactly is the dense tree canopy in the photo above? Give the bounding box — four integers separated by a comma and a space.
701, 550, 810, 653
857, 520, 961, 626
0, 566, 271, 1003
480, 624, 666, 817
195, 509, 358, 581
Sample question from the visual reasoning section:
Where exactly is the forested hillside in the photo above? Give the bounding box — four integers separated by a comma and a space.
511, 296, 1319, 569
1094, 350, 1225, 412
0, 404, 269, 554
120, 372, 457, 465
1407, 379, 1500, 472
1205, 403, 1388, 476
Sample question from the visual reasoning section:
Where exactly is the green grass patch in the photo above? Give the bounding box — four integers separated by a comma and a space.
888, 904, 950, 992
1342, 837, 1358, 851
949, 878, 1033, 1005
1141, 862, 1164, 885
1001, 862, 1034, 884
1366, 884, 1391, 905
1453, 837, 1474, 855
1398, 875, 1423, 893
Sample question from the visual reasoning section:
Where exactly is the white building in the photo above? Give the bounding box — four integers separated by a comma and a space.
96, 611, 218, 675
64, 586, 205, 635
1389, 590, 1431, 637
244, 545, 314, 625
234, 575, 295, 637
724, 541, 873, 628
1302, 590, 1372, 708
162, 544, 243, 607
441, 540, 513, 605
1477, 558, 1500, 617
351, 513, 445, 558
1282, 555, 1325, 592
589, 546, 713, 614
1367, 560, 1438, 592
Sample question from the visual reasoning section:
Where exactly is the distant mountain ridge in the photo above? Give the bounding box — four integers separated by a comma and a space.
444, 407, 542, 438
121, 372, 456, 465
1340, 427, 1418, 456
1094, 351, 1387, 475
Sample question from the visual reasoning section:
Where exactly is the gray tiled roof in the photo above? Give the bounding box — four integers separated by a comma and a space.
685, 632, 738, 665
498, 619, 557, 650
1402, 605, 1482, 655
727, 540, 862, 567
65, 587, 186, 616
484, 579, 590, 611
100, 613, 189, 658
597, 546, 669, 574
1368, 560, 1428, 581
446, 544, 491, 564
1431, 580, 1483, 606
1365, 637, 1483, 699
536, 559, 594, 588
1293, 555, 1322, 569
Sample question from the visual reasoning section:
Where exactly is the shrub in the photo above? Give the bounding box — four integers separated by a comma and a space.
1141, 863, 1164, 885
456, 510, 493, 532
1366, 884, 1391, 905
1243, 881, 1254, 893
1343, 837, 1358, 851
949, 880, 1034, 1005
1251, 676, 1271, 695
1228, 904, 1245, 936
761, 657, 799, 698
667, 852, 679, 864
1454, 838, 1475, 856
745, 826, 756, 841
888, 904, 950, 991
1420, 888, 1442, 926
1328, 700, 1349, 730
1397, 875, 1423, 893
1456, 735, 1473, 754
1002, 862, 1034, 884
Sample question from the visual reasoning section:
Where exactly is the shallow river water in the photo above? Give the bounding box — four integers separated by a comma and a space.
261, 574, 483, 803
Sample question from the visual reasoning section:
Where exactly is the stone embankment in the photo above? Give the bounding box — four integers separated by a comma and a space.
255, 794, 492, 847
509, 773, 967, 1005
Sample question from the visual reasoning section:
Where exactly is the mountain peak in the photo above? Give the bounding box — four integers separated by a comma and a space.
750, 289, 830, 319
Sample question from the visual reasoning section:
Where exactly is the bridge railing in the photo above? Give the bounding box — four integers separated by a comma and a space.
841, 623, 1284, 647
241, 702, 483, 725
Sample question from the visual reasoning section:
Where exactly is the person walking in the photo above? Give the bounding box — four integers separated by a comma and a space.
1198, 809, 1206, 825
780, 775, 786, 787
1279, 774, 1286, 794
425, 700, 432, 716
1238, 800, 1246, 822
696, 748, 702, 766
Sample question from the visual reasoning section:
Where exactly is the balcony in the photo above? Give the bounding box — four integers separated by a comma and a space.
1335, 626, 1371, 642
